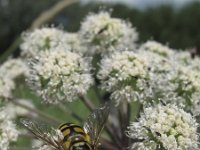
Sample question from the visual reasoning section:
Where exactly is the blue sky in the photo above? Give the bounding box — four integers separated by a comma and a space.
82, 0, 197, 8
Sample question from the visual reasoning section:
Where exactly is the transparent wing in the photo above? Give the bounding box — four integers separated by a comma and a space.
21, 119, 64, 150
83, 102, 110, 149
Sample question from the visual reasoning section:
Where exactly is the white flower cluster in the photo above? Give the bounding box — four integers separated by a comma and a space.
20, 27, 86, 58
140, 40, 174, 58
0, 107, 19, 150
0, 74, 15, 100
138, 42, 177, 104
98, 51, 148, 104
175, 50, 200, 71
173, 67, 200, 93
79, 11, 138, 55
189, 56, 200, 71
169, 66, 200, 115
28, 48, 93, 103
175, 51, 193, 65
138, 41, 200, 115
127, 104, 199, 150
0, 58, 28, 100
0, 58, 28, 79
21, 27, 67, 58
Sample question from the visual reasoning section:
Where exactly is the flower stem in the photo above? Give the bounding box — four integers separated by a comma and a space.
10, 98, 62, 125
100, 138, 120, 150
79, 94, 122, 149
79, 94, 95, 111
104, 124, 123, 149
118, 101, 130, 148
58, 104, 83, 122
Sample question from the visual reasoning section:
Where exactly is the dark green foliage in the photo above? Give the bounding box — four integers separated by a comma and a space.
0, 1, 200, 56
0, 0, 58, 54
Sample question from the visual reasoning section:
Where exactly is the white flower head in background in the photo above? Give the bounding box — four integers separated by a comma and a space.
189, 56, 200, 71
170, 66, 200, 115
138, 46, 200, 115
173, 67, 200, 94
28, 47, 93, 104
137, 48, 178, 104
79, 11, 138, 55
0, 58, 29, 79
98, 51, 148, 105
20, 27, 69, 58
175, 50, 193, 65
127, 104, 199, 150
0, 74, 15, 100
140, 40, 174, 58
0, 107, 19, 150
175, 50, 200, 71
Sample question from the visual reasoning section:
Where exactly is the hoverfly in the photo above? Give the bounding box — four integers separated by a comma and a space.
21, 102, 110, 150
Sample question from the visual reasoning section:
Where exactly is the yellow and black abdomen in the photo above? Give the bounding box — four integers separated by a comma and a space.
59, 123, 92, 150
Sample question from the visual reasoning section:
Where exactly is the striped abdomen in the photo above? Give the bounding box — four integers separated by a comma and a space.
59, 123, 92, 150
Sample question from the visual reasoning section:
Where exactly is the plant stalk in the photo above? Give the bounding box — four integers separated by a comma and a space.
10, 98, 62, 125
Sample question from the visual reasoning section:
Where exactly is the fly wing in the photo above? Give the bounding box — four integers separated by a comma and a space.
21, 119, 64, 150
83, 102, 110, 149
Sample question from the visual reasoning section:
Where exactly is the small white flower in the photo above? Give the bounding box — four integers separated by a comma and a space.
79, 11, 138, 55
127, 104, 199, 150
98, 51, 148, 104
28, 48, 93, 103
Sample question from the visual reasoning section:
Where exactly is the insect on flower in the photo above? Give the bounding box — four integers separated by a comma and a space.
21, 102, 110, 150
